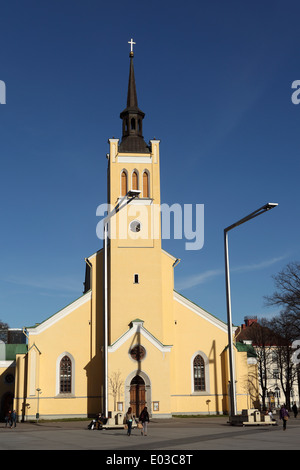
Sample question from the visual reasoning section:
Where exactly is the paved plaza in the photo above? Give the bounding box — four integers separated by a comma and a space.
0, 415, 299, 453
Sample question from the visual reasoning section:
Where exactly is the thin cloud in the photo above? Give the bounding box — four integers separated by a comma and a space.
176, 269, 223, 290
0, 275, 81, 294
231, 256, 287, 274
176, 255, 287, 291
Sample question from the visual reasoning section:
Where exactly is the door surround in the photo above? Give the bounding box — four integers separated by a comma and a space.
124, 370, 151, 416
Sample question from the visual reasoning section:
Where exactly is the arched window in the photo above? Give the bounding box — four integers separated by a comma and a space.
121, 170, 128, 196
193, 354, 205, 391
131, 118, 136, 130
60, 355, 72, 394
132, 171, 138, 191
142, 171, 149, 198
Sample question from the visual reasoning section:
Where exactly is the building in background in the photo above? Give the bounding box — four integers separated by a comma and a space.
236, 316, 299, 410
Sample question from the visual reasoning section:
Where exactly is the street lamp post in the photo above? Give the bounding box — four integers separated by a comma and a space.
224, 202, 278, 417
103, 190, 141, 417
36, 388, 41, 422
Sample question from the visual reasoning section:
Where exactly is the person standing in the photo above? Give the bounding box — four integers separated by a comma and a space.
279, 404, 289, 430
139, 406, 149, 436
125, 407, 134, 436
292, 403, 298, 418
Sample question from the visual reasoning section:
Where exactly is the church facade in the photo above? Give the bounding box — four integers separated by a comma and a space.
0, 46, 259, 421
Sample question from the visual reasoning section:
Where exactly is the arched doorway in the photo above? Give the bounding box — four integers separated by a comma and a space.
130, 375, 146, 417
1, 392, 13, 421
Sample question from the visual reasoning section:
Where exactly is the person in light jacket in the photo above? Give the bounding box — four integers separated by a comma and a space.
125, 407, 134, 436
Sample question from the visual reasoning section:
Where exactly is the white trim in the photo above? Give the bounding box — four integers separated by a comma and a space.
162, 249, 177, 262
131, 169, 139, 191
191, 350, 210, 394
108, 320, 172, 354
116, 197, 153, 206
142, 169, 150, 198
56, 351, 75, 396
0, 360, 15, 368
124, 370, 152, 414
117, 156, 152, 164
173, 291, 228, 333
27, 291, 92, 335
120, 168, 128, 196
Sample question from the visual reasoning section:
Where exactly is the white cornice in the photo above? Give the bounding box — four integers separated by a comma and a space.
161, 249, 177, 262
117, 155, 152, 164
26, 291, 92, 335
0, 360, 15, 368
173, 291, 228, 333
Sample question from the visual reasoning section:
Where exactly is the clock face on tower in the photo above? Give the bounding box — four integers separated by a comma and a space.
130, 345, 146, 361
130, 220, 141, 233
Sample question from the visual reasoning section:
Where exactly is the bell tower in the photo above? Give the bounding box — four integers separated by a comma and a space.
106, 41, 168, 345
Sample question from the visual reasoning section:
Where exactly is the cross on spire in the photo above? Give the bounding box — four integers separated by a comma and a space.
128, 38, 136, 56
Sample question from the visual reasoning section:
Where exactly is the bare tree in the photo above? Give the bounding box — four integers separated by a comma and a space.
265, 262, 300, 334
236, 318, 274, 410
109, 370, 124, 411
267, 312, 298, 410
0, 320, 9, 342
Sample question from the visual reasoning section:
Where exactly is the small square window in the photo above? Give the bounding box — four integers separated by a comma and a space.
134, 274, 139, 284
153, 402, 159, 411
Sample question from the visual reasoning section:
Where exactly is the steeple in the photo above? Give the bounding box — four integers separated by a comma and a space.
119, 40, 150, 153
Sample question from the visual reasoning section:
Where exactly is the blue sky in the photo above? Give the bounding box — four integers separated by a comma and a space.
0, 0, 299, 329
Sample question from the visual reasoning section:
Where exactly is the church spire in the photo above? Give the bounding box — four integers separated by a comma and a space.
119, 39, 150, 153
126, 50, 138, 109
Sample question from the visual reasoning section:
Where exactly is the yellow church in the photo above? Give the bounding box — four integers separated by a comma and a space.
0, 45, 259, 422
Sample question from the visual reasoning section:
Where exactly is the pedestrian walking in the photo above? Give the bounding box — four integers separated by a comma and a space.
139, 406, 150, 436
279, 404, 289, 430
125, 407, 134, 436
267, 408, 274, 421
5, 411, 11, 428
10, 410, 17, 428
292, 403, 298, 418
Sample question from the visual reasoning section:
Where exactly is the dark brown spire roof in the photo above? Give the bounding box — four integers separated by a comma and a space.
119, 52, 150, 153
126, 53, 138, 109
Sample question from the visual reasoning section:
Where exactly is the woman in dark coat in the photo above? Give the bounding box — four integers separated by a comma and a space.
279, 404, 289, 430
139, 406, 149, 436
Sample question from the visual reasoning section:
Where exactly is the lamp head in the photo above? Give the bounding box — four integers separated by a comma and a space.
265, 203, 278, 210
127, 190, 141, 198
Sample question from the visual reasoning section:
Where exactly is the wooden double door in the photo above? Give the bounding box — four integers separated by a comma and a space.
130, 375, 146, 417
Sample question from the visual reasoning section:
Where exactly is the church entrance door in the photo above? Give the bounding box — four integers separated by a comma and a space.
130, 375, 146, 417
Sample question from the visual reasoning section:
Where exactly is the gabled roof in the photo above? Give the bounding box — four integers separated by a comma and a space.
108, 319, 172, 353
235, 341, 257, 358
173, 290, 228, 334
25, 290, 92, 335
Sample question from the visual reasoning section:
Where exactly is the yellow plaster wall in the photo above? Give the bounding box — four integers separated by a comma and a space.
108, 331, 171, 416
23, 292, 102, 419
171, 296, 229, 414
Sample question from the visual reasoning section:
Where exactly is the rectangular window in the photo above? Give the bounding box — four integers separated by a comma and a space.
134, 274, 139, 284
153, 402, 159, 411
